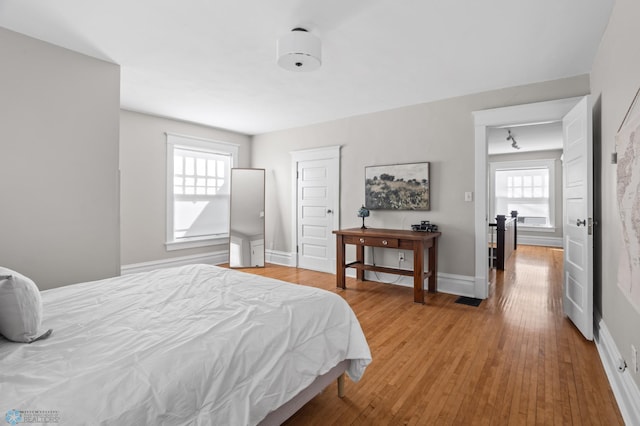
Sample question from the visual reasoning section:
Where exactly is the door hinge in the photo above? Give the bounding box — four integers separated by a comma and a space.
296, 171, 299, 179
296, 245, 299, 253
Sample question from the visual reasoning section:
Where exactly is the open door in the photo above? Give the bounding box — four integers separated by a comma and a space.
562, 96, 593, 340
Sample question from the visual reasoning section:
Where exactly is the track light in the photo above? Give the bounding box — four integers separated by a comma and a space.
506, 129, 520, 150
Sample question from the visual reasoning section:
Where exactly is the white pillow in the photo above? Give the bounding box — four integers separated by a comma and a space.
0, 267, 51, 343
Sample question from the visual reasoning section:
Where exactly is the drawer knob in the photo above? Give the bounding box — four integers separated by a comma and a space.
382, 240, 388, 245
359, 238, 365, 244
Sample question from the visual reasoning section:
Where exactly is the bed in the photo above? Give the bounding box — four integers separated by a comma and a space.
0, 264, 371, 425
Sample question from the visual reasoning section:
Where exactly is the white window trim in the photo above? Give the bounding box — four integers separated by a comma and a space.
165, 132, 239, 251
489, 158, 556, 233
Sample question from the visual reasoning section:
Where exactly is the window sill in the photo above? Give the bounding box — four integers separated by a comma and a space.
518, 226, 556, 233
165, 236, 229, 251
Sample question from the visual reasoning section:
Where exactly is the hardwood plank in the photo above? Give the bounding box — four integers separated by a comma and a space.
230, 245, 624, 425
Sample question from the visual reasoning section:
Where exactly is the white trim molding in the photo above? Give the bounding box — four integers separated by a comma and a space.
165, 236, 229, 251
345, 270, 475, 298
266, 249, 295, 267
123, 250, 297, 275
595, 312, 640, 425
121, 251, 228, 275
517, 236, 563, 247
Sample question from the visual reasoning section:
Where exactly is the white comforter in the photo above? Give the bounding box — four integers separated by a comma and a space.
0, 264, 371, 425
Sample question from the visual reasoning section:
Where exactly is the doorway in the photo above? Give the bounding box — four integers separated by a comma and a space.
473, 96, 585, 297
474, 96, 595, 340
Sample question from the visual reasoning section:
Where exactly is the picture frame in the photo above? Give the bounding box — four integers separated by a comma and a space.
365, 162, 430, 210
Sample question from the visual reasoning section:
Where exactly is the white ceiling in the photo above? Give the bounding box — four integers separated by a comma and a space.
0, 0, 614, 135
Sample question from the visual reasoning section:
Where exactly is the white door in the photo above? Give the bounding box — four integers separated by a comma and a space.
562, 96, 593, 340
296, 157, 338, 273
250, 239, 264, 267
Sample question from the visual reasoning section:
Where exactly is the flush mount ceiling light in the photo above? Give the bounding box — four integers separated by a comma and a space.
277, 28, 321, 72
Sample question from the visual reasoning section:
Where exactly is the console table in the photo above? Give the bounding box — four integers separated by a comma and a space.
333, 228, 441, 304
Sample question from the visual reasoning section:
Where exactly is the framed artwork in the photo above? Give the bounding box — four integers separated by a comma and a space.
365, 162, 430, 210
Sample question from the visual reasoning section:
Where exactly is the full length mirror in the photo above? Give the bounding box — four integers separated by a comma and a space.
229, 168, 265, 268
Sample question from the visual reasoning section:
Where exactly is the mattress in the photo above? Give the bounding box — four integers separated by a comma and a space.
0, 264, 371, 425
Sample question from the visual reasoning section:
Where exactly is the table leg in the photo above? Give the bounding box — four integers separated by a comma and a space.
336, 235, 346, 289
413, 240, 425, 304
356, 244, 365, 281
428, 237, 438, 293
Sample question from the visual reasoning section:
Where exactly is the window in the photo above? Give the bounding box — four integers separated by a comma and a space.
166, 133, 238, 250
490, 159, 556, 231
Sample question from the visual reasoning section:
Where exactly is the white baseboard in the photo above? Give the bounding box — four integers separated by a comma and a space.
595, 313, 640, 425
438, 273, 477, 297
266, 249, 295, 267
122, 250, 293, 275
345, 269, 475, 297
121, 251, 228, 275
518, 235, 563, 247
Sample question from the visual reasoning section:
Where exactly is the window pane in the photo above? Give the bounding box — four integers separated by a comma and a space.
196, 158, 206, 176
174, 196, 230, 239
174, 156, 183, 174
495, 163, 552, 228
169, 136, 235, 242
185, 157, 195, 175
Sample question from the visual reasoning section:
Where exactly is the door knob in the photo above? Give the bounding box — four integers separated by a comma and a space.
327, 209, 333, 213
576, 218, 586, 227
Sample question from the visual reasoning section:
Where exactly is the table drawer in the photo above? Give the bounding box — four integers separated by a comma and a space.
343, 235, 399, 248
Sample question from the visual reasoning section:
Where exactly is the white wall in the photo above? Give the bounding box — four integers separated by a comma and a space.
0, 28, 120, 290
591, 0, 640, 390
119, 110, 251, 266
253, 76, 589, 278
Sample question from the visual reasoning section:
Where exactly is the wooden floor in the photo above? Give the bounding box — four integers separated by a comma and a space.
239, 245, 623, 425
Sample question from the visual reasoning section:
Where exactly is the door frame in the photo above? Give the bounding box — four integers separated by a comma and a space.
290, 145, 341, 272
472, 96, 584, 298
